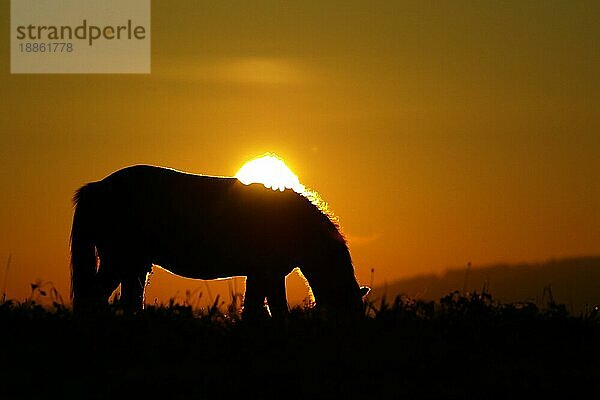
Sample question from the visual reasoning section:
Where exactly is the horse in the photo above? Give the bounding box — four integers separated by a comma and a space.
70, 165, 369, 318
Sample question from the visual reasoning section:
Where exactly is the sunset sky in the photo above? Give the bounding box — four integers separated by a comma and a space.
1, 1, 599, 303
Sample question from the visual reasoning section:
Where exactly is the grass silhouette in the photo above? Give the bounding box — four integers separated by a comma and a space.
1, 285, 599, 399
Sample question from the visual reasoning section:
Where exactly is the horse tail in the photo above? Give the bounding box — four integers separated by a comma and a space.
70, 182, 101, 311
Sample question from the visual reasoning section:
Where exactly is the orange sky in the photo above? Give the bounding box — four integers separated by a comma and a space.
1, 1, 599, 305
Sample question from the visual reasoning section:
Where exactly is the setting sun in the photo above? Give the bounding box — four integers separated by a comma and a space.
236, 154, 305, 193
3, 2, 600, 396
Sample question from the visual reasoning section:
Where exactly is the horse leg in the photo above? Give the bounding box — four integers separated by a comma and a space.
95, 262, 121, 306
242, 274, 269, 319
121, 269, 149, 313
265, 274, 289, 319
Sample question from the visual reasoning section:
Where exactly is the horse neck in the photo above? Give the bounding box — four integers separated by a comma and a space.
301, 238, 359, 305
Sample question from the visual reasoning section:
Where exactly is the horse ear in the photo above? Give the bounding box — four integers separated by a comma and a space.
359, 286, 370, 297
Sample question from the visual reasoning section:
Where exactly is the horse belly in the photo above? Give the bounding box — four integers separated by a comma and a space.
155, 256, 245, 281
151, 239, 295, 281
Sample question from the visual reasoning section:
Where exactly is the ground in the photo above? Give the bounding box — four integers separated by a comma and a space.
1, 292, 599, 399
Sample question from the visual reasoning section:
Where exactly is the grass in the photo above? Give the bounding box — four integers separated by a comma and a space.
1, 286, 599, 399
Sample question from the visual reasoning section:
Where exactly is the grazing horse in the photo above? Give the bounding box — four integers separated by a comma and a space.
70, 165, 368, 317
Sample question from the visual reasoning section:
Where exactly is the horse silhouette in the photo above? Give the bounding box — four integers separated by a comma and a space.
70, 165, 368, 317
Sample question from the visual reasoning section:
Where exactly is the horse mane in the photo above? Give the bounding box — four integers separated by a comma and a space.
296, 186, 347, 246
290, 187, 349, 255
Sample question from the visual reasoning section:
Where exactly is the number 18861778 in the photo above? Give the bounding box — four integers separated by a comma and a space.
19, 42, 73, 52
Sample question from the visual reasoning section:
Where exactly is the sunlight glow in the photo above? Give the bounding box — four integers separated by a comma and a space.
236, 154, 305, 193
236, 154, 335, 223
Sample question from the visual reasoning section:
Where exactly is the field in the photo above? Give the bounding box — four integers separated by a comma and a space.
1, 290, 599, 399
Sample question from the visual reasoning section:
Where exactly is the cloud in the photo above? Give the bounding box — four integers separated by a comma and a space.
346, 232, 381, 247
157, 56, 310, 86
208, 57, 307, 85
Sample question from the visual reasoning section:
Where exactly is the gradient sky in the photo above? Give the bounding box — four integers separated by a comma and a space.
1, 1, 599, 303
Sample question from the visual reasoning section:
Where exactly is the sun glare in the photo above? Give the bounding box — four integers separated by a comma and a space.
236, 154, 333, 220
236, 154, 305, 193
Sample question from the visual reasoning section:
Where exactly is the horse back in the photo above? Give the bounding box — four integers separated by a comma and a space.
85, 165, 333, 277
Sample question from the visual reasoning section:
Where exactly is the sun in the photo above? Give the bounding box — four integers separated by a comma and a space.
235, 154, 305, 193
235, 154, 332, 218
